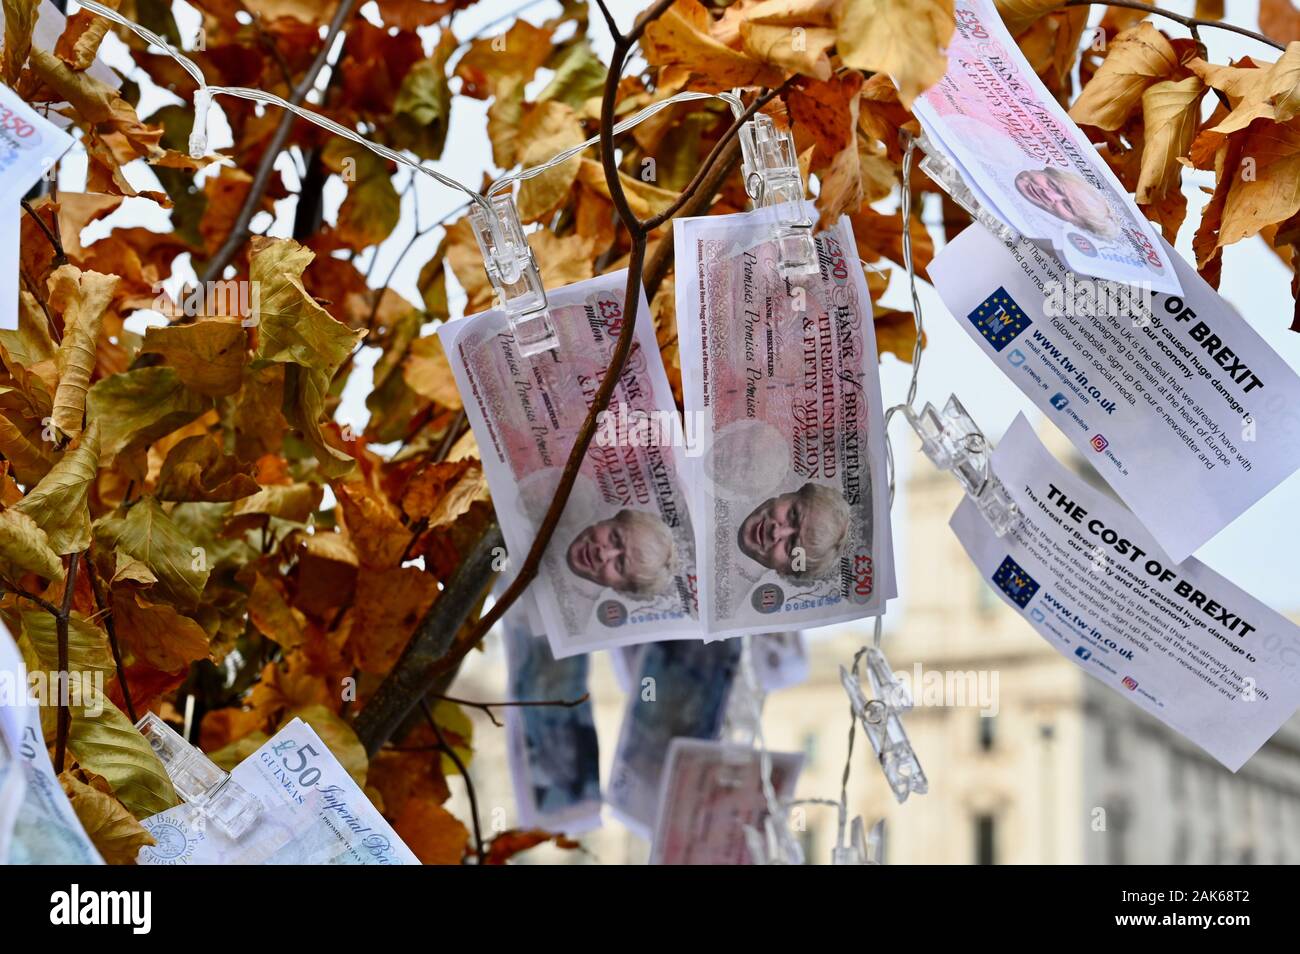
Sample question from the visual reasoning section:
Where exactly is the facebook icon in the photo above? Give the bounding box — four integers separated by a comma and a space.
1075, 646, 1091, 661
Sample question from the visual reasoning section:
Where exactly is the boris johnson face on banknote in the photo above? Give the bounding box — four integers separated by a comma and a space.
565, 509, 676, 596
736, 482, 850, 580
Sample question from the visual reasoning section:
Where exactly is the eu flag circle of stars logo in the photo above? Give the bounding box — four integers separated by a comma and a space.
968, 287, 1031, 352
992, 555, 1040, 609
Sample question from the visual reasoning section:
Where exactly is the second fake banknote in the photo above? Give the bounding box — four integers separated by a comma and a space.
440, 270, 699, 657
649, 739, 803, 865
912, 0, 1181, 295
675, 203, 895, 636
502, 603, 602, 834
607, 637, 742, 836
138, 719, 419, 865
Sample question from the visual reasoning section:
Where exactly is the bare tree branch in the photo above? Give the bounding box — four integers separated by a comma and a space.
54, 554, 80, 773
355, 523, 502, 754
1064, 0, 1285, 51
643, 134, 741, 301
200, 0, 364, 282
420, 698, 485, 864
83, 551, 135, 723
432, 691, 591, 729
354, 0, 764, 753
21, 198, 66, 268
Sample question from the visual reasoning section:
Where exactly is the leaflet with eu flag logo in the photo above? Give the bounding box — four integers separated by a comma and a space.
951, 415, 1300, 771
930, 223, 1300, 565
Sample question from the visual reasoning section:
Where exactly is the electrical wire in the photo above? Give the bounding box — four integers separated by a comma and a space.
825, 137, 928, 859
74, 1, 742, 231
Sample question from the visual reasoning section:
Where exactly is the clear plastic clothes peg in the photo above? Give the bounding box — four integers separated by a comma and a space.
840, 648, 928, 804
904, 394, 1021, 536
832, 816, 885, 865
739, 112, 818, 278
743, 813, 806, 866
136, 712, 262, 839
470, 192, 559, 357
911, 129, 1021, 246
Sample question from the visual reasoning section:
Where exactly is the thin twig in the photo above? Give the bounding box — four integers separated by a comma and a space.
433, 409, 467, 462
53, 554, 80, 773
1, 582, 61, 616
83, 552, 135, 723
21, 199, 66, 267
642, 83, 791, 232
201, 0, 363, 282
421, 698, 485, 864
642, 134, 741, 300
432, 691, 590, 728
394, 408, 469, 563
364, 178, 417, 284
1064, 0, 1285, 51
417, 0, 712, 678
592, 0, 623, 42
20, 269, 60, 344
245, 8, 296, 88
364, 201, 469, 330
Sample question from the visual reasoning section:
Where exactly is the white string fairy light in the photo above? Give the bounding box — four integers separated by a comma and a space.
488, 90, 745, 196
77, 0, 490, 212
752, 138, 928, 864
735, 641, 803, 864
832, 136, 927, 848
723, 140, 931, 865
75, 0, 746, 243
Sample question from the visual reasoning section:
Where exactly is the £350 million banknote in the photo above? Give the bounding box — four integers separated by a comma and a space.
674, 203, 895, 636
440, 269, 699, 658
138, 719, 418, 865
911, 0, 1181, 295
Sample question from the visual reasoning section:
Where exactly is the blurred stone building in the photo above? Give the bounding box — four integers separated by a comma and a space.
452, 435, 1300, 864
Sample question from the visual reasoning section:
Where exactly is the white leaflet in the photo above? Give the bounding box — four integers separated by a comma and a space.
952, 416, 1300, 771
931, 223, 1300, 564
